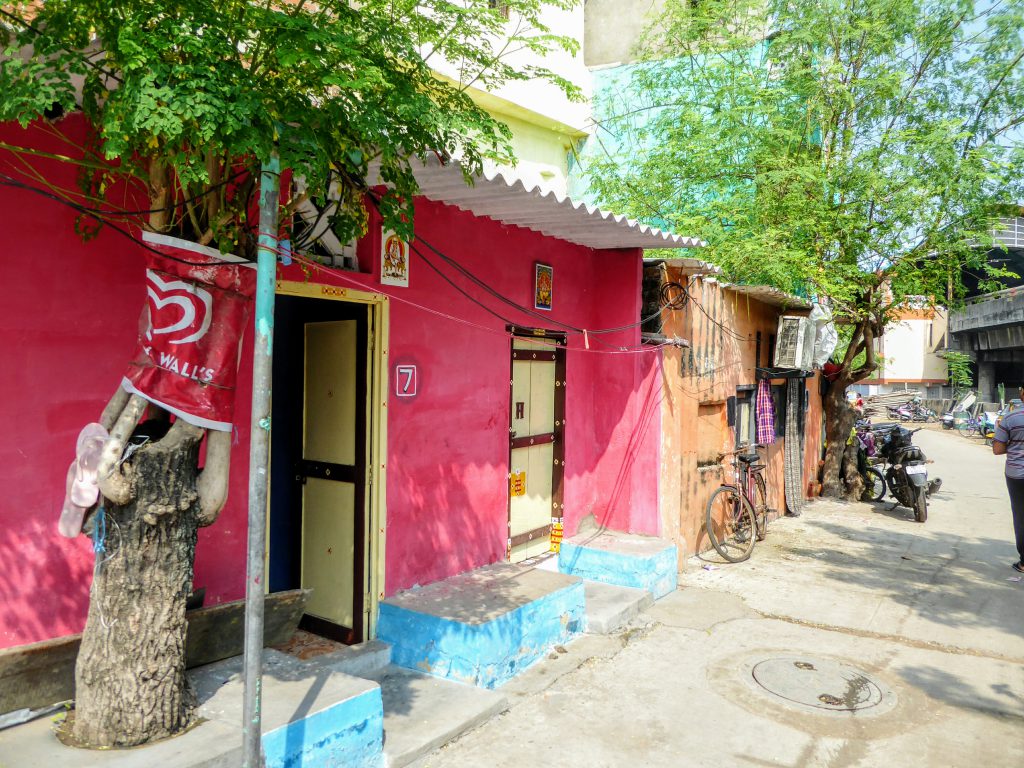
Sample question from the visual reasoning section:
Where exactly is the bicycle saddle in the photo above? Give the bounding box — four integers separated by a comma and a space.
738, 452, 760, 463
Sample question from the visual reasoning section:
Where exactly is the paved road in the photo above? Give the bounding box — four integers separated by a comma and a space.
416, 428, 1024, 768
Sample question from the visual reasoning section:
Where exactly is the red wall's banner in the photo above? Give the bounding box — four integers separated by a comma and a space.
122, 232, 255, 431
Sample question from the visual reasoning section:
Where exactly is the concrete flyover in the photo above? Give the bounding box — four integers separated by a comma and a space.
950, 218, 1024, 401
950, 286, 1024, 401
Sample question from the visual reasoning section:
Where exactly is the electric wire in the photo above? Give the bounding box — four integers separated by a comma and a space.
363, 191, 685, 341
0, 160, 249, 221
287, 250, 675, 355
0, 173, 254, 267
2, 166, 748, 350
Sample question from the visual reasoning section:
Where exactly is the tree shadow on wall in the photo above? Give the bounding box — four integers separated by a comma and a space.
0, 518, 92, 650
603, 358, 663, 533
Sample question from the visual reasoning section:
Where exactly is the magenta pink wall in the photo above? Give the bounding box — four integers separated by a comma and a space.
278, 199, 664, 594
0, 115, 662, 648
0, 117, 253, 648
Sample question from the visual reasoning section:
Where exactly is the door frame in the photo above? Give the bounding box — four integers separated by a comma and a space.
276, 279, 389, 639
506, 325, 567, 557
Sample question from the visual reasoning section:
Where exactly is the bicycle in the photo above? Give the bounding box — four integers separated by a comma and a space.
705, 447, 770, 562
956, 410, 982, 438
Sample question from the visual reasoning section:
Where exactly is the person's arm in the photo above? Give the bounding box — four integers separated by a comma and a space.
993, 420, 1010, 455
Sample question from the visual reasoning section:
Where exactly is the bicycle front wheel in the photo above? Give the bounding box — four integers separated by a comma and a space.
864, 467, 886, 502
705, 485, 757, 562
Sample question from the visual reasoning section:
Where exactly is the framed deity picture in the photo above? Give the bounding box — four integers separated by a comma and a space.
381, 229, 410, 287
534, 263, 553, 311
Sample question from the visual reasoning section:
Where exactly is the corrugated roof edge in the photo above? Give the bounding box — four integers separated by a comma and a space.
368, 155, 706, 251
645, 255, 722, 274
717, 280, 813, 310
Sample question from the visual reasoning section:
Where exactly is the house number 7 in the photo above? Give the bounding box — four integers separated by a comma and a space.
396, 365, 417, 397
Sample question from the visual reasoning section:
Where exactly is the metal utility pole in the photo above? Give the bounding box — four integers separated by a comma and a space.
242, 154, 280, 768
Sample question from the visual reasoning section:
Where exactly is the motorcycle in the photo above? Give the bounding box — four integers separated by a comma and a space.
887, 402, 934, 422
888, 404, 914, 422
877, 426, 941, 523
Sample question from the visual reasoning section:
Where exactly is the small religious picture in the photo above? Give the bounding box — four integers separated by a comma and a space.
381, 229, 410, 287
534, 263, 553, 311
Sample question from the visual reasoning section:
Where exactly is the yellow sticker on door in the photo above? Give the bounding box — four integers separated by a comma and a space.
550, 521, 564, 552
510, 471, 527, 497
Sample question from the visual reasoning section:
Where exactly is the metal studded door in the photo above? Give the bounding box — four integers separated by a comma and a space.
508, 331, 566, 562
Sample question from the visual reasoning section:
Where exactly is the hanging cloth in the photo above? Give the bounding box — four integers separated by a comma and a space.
756, 379, 776, 445
784, 378, 805, 516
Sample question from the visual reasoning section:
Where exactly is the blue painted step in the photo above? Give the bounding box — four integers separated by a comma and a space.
559, 529, 678, 599
377, 563, 586, 689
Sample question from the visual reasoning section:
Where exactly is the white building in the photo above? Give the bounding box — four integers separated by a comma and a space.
855, 304, 950, 398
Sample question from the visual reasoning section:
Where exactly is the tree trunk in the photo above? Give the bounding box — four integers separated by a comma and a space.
72, 419, 202, 748
821, 379, 857, 497
840, 441, 864, 502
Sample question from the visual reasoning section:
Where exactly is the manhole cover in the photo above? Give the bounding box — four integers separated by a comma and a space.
751, 656, 888, 713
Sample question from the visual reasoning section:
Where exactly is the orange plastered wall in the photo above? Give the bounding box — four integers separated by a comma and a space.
656, 272, 824, 561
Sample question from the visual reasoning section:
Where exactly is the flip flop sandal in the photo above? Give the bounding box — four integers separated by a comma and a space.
1013, 562, 1024, 574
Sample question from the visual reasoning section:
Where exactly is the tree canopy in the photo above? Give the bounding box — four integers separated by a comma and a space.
582, 0, 1024, 382
0, 0, 578, 249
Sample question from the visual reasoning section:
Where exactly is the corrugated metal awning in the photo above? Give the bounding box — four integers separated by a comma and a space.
720, 281, 812, 309
371, 156, 705, 250
647, 256, 722, 274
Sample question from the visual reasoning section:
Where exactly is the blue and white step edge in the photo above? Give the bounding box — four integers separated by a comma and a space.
193, 650, 385, 768
558, 533, 678, 600
377, 579, 586, 690
261, 685, 383, 768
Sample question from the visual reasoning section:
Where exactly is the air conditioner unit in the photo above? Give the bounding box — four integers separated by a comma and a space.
774, 315, 814, 370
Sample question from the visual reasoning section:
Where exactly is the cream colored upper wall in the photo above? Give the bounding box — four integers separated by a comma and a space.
427, 3, 590, 197
876, 310, 948, 381
481, 110, 580, 195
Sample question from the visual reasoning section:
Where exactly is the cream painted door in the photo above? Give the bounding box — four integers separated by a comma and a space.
301, 320, 359, 630
509, 337, 563, 562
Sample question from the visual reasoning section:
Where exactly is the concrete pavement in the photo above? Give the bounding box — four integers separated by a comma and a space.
412, 428, 1024, 768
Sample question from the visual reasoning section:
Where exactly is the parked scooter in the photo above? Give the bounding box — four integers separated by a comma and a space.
941, 392, 976, 430
981, 411, 1000, 444
877, 426, 941, 523
888, 404, 913, 421
887, 401, 935, 422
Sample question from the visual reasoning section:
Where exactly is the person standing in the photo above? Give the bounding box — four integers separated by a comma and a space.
993, 387, 1024, 573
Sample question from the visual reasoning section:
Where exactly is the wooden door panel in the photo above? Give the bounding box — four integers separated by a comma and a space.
509, 442, 554, 537
304, 321, 357, 466
511, 360, 532, 439
529, 359, 555, 436
301, 477, 356, 627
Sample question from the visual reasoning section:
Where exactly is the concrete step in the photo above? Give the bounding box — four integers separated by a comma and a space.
559, 528, 678, 599
303, 638, 392, 678
371, 664, 508, 768
583, 580, 654, 634
0, 650, 386, 768
377, 563, 585, 688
